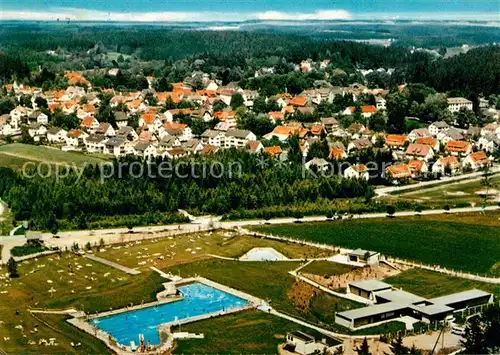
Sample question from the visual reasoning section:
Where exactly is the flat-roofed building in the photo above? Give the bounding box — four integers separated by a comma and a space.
347, 279, 392, 301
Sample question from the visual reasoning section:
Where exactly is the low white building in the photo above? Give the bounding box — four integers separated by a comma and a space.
344, 164, 370, 180
447, 97, 473, 112
46, 127, 68, 143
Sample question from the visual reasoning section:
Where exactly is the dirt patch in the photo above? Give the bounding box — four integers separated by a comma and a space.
300, 264, 404, 291
444, 191, 468, 196
287, 280, 318, 312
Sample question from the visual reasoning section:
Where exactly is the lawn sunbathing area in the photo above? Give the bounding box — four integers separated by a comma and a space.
0, 252, 164, 353
301, 261, 357, 277
173, 309, 340, 354
94, 230, 332, 271
251, 211, 500, 275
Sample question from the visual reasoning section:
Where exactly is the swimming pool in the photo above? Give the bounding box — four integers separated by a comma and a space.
90, 282, 248, 346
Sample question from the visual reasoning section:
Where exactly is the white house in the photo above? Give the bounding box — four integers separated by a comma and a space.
344, 164, 370, 180
428, 121, 449, 136
0, 115, 14, 136
375, 96, 386, 110
85, 134, 107, 153
223, 129, 257, 149
134, 141, 157, 159
477, 135, 500, 153
432, 156, 460, 175
405, 143, 434, 161
408, 128, 430, 142
104, 137, 128, 157
462, 151, 489, 170
160, 123, 193, 142
447, 97, 473, 112
201, 129, 225, 147
95, 123, 116, 137
46, 127, 68, 143
139, 113, 162, 133
65, 129, 88, 147
27, 123, 48, 141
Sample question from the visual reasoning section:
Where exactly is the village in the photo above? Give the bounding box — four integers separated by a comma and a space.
1, 62, 499, 183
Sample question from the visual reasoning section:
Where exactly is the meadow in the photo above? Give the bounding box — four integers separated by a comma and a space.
251, 211, 500, 275
0, 143, 106, 170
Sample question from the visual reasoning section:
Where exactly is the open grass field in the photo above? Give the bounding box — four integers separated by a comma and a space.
301, 261, 357, 277
251, 211, 500, 275
386, 174, 500, 207
173, 309, 340, 354
0, 253, 164, 353
0, 143, 106, 170
95, 230, 332, 271
384, 269, 500, 299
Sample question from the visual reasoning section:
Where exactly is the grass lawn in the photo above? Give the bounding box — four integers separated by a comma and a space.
173, 309, 341, 354
384, 269, 500, 299
165, 258, 362, 327
95, 231, 332, 271
301, 261, 357, 277
251, 211, 500, 275
0, 143, 105, 169
0, 252, 164, 353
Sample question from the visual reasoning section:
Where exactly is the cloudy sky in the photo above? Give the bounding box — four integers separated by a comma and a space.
1, 0, 499, 21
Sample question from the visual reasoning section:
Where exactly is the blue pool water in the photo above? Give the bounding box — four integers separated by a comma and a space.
90, 282, 248, 345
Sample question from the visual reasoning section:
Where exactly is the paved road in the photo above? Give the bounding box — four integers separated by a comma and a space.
375, 165, 500, 196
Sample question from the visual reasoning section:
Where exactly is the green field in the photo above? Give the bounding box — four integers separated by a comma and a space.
0, 143, 106, 170
384, 269, 500, 299
386, 174, 500, 207
251, 212, 500, 275
173, 310, 341, 354
95, 231, 332, 271
0, 253, 164, 353
301, 261, 357, 277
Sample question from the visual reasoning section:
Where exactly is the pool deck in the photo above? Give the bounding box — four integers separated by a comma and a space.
67, 276, 265, 354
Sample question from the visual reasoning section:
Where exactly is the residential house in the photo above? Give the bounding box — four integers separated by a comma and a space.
159, 135, 182, 150
408, 160, 428, 177
416, 137, 440, 152
65, 129, 88, 147
361, 105, 377, 118
0, 115, 14, 136
116, 126, 139, 141
95, 123, 116, 137
305, 158, 330, 172
408, 128, 430, 142
160, 122, 193, 142
344, 164, 370, 180
85, 134, 107, 153
477, 134, 500, 153
329, 147, 347, 160
347, 139, 372, 153
200, 144, 218, 155
310, 124, 325, 137
263, 125, 307, 142
224, 129, 257, 149
80, 116, 100, 133
28, 110, 49, 124
289, 96, 308, 107
9, 106, 28, 128
346, 123, 366, 137
375, 96, 386, 110
201, 129, 225, 147
163, 109, 194, 123
114, 111, 128, 128
405, 143, 434, 161
162, 148, 189, 160
181, 139, 204, 155
462, 151, 489, 170
46, 127, 68, 143
385, 135, 407, 150
105, 137, 128, 157
134, 141, 157, 159
428, 121, 449, 136
139, 112, 162, 133
246, 140, 264, 154
27, 123, 48, 141
386, 164, 412, 182
263, 145, 283, 159
445, 140, 472, 156
432, 156, 460, 175
438, 128, 464, 144
481, 123, 500, 137
213, 111, 237, 127
268, 111, 284, 124
321, 117, 339, 133
447, 97, 473, 112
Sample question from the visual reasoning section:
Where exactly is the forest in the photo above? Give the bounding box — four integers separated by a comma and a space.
0, 148, 374, 231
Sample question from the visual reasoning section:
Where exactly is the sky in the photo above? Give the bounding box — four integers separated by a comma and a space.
1, 0, 499, 21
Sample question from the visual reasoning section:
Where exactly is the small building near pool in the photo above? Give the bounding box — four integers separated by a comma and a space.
347, 249, 380, 266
